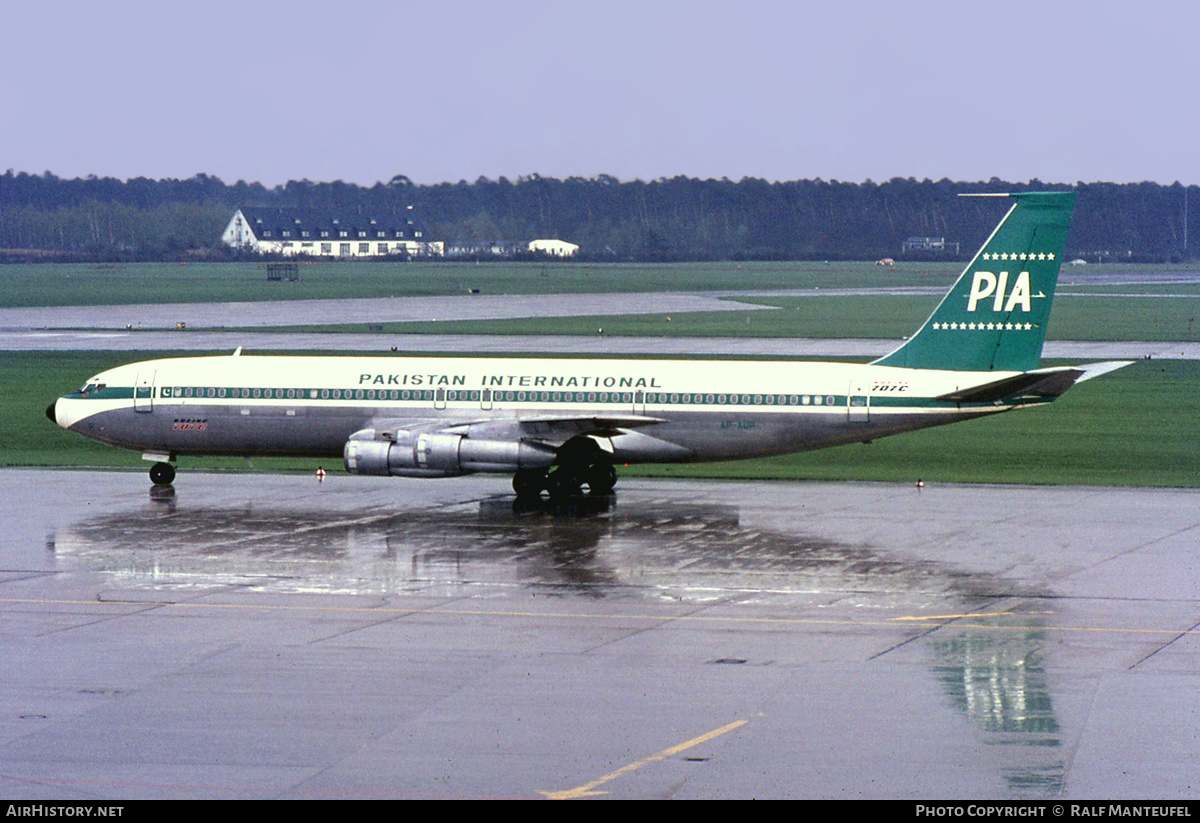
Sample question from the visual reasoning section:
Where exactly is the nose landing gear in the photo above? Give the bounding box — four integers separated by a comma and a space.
148, 462, 176, 486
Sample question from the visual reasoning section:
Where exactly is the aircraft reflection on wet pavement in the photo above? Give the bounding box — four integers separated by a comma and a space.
50, 491, 1052, 601
47, 490, 1068, 796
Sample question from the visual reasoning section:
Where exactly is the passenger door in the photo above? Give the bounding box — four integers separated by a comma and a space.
134, 370, 155, 413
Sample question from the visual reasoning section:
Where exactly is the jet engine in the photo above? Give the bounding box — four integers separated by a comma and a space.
344, 430, 556, 478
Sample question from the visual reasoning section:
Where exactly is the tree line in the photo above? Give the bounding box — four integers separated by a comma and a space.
0, 170, 1195, 262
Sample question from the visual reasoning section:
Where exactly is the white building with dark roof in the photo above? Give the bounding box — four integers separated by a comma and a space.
221, 207, 444, 257
527, 238, 580, 257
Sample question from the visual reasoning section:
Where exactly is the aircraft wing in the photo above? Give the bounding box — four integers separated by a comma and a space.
938, 361, 1132, 404
515, 414, 666, 441
363, 413, 665, 445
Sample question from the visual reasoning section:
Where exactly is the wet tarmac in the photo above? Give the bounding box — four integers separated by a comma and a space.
2, 469, 1198, 799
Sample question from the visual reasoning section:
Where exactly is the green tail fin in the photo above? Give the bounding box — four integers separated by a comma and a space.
873, 191, 1076, 372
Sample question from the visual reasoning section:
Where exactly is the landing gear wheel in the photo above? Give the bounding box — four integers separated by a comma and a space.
512, 468, 547, 499
547, 466, 582, 499
550, 437, 618, 498
149, 462, 176, 486
582, 461, 617, 495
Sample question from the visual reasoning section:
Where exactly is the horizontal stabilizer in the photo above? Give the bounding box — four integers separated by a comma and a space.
937, 361, 1132, 404
1071, 360, 1136, 383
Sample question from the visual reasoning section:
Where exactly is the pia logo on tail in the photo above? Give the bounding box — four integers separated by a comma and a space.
967, 271, 1038, 312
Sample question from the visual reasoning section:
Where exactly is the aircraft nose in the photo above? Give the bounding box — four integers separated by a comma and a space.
46, 400, 58, 425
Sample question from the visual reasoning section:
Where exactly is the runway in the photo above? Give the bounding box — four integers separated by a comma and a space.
2, 469, 1198, 799
0, 291, 775, 332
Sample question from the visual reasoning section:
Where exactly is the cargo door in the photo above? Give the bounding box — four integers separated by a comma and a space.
847, 380, 869, 423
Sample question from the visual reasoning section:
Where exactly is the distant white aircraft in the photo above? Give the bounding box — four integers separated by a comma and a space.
48, 191, 1128, 497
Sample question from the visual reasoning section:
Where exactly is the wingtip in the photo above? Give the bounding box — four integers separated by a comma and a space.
1073, 360, 1135, 383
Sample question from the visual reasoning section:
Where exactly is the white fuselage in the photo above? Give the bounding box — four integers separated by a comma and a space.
53, 353, 1026, 470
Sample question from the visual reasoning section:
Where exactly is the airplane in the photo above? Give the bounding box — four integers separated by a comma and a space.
46, 191, 1129, 498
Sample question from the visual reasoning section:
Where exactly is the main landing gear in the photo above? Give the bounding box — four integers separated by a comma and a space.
512, 462, 617, 499
512, 440, 617, 501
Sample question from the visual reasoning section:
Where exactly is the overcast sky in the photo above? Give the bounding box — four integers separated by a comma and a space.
5, 0, 1197, 187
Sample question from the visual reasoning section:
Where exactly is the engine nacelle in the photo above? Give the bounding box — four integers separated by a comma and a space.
344, 431, 555, 477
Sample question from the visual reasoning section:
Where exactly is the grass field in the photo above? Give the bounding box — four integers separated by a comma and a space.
5, 351, 1198, 487
3, 259, 1197, 308
0, 260, 950, 307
